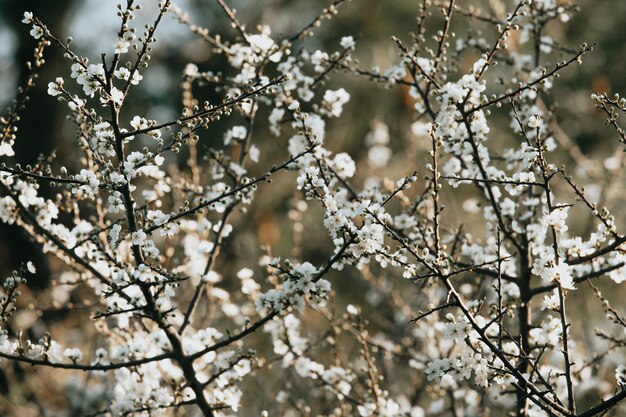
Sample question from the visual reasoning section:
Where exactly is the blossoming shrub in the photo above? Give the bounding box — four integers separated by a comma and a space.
2, 1, 626, 416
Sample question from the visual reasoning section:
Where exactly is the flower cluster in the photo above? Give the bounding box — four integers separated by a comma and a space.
2, 2, 626, 417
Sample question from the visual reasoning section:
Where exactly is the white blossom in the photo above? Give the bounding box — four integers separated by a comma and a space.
47, 77, 64, 96
340, 36, 355, 50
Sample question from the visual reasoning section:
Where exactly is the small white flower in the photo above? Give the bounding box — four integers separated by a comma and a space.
472, 57, 488, 74
74, 169, 100, 197
109, 224, 122, 248
0, 142, 15, 157
30, 25, 44, 40
236, 268, 254, 280
249, 145, 260, 163
528, 114, 544, 129
543, 206, 569, 233
114, 67, 130, 81
201, 271, 222, 283
331, 153, 355, 179
47, 77, 64, 97
130, 116, 148, 130
229, 162, 247, 177
109, 172, 127, 185
346, 304, 359, 315
22, 12, 33, 24
340, 36, 355, 50
131, 229, 147, 246
109, 87, 124, 106
133, 264, 154, 282
114, 38, 130, 54
322, 88, 350, 117
63, 348, 83, 362
224, 126, 247, 146
107, 192, 124, 214
22, 12, 33, 25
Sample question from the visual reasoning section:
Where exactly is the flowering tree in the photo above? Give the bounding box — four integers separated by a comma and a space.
2, 0, 626, 416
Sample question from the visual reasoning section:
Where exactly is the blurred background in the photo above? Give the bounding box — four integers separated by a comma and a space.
2, 0, 626, 415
